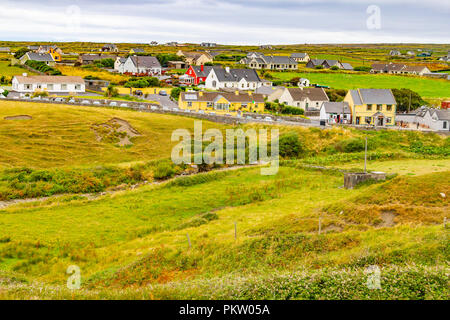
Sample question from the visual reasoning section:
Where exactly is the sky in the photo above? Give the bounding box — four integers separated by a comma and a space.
0, 0, 448, 44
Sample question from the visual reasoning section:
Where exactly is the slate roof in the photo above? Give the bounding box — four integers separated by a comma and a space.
25, 52, 55, 62
213, 68, 262, 82
433, 109, 450, 121
287, 87, 329, 102
291, 53, 308, 59
131, 48, 145, 53
181, 91, 265, 103
349, 89, 396, 105
371, 63, 406, 72
341, 63, 354, 70
254, 86, 285, 96
130, 56, 161, 69
191, 65, 215, 78
321, 102, 351, 114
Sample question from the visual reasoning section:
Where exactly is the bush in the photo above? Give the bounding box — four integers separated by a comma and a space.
330, 66, 340, 70
315, 65, 324, 69
279, 132, 305, 158
25, 60, 62, 75
153, 162, 176, 180
353, 66, 372, 72
335, 138, 366, 153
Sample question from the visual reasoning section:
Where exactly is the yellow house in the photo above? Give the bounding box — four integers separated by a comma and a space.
48, 48, 62, 62
130, 48, 145, 54
179, 91, 265, 115
344, 89, 397, 126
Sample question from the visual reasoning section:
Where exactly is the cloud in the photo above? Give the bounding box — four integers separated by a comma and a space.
0, 0, 448, 43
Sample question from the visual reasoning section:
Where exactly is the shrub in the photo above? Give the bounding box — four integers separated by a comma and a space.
335, 138, 365, 153
153, 162, 176, 180
315, 65, 324, 69
353, 66, 372, 72
330, 66, 340, 70
279, 132, 305, 158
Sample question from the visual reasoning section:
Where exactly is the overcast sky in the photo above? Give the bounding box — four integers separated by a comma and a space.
0, 0, 448, 44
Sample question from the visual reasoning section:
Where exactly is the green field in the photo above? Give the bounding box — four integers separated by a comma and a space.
0, 101, 449, 300
0, 61, 36, 78
269, 71, 450, 100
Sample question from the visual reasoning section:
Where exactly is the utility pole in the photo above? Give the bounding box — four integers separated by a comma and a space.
408, 91, 412, 113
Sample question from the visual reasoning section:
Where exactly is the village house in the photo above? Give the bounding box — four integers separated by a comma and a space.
12, 74, 85, 94
20, 52, 55, 66
176, 51, 213, 66
240, 54, 298, 71
273, 87, 329, 111
389, 50, 402, 56
290, 53, 310, 63
306, 59, 353, 70
205, 67, 264, 90
371, 63, 430, 75
102, 44, 119, 53
260, 45, 273, 50
35, 45, 63, 62
0, 47, 11, 53
115, 55, 162, 75
255, 86, 285, 100
298, 78, 310, 87
397, 106, 449, 131
181, 65, 214, 85
201, 43, 217, 48
79, 54, 117, 65
168, 61, 188, 69
344, 89, 397, 126
320, 102, 352, 124
129, 48, 145, 54
178, 90, 265, 115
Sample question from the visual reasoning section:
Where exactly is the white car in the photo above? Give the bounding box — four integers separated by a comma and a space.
120, 103, 128, 108
93, 101, 101, 105
198, 110, 205, 114
110, 102, 118, 107
69, 99, 76, 103
54, 98, 64, 102
150, 106, 159, 110
264, 117, 273, 122
81, 100, 90, 105
173, 107, 179, 112
162, 107, 169, 111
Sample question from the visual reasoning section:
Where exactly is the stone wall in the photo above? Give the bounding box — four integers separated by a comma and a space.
344, 172, 387, 189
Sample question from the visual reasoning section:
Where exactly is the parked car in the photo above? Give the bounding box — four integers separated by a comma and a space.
54, 98, 64, 102
159, 90, 167, 96
69, 99, 76, 103
264, 117, 273, 122
110, 102, 118, 107
120, 103, 128, 108
150, 106, 159, 110
93, 101, 101, 105
81, 100, 90, 105
162, 106, 169, 111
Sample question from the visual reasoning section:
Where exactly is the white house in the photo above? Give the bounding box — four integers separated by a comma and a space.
274, 87, 329, 111
205, 67, 264, 90
320, 102, 352, 124
12, 74, 85, 94
115, 56, 161, 75
298, 78, 310, 87
421, 109, 450, 131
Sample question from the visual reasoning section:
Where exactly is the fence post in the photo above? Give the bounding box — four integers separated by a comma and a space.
318, 216, 322, 235
234, 222, 237, 240
186, 233, 192, 249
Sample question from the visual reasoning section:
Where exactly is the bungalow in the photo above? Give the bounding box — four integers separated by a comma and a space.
79, 54, 117, 65
306, 59, 352, 70
0, 47, 11, 53
291, 53, 310, 63
176, 51, 213, 66
240, 54, 298, 71
179, 90, 265, 115
397, 106, 449, 131
35, 45, 63, 62
275, 87, 329, 111
320, 102, 352, 124
115, 55, 162, 75
205, 67, 263, 91
389, 50, 401, 56
371, 63, 430, 75
344, 89, 397, 126
402, 65, 431, 76
12, 75, 85, 94
168, 61, 188, 69
255, 86, 285, 99
20, 52, 55, 66
102, 44, 119, 53
201, 43, 217, 47
182, 65, 214, 85
260, 45, 273, 50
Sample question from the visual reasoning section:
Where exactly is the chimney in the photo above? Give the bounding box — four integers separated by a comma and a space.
199, 91, 204, 97
226, 67, 230, 73
248, 91, 252, 96
235, 90, 239, 96
22, 73, 28, 77
201, 65, 204, 72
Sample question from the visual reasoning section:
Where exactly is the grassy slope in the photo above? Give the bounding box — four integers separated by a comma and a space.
0, 61, 36, 78
0, 101, 448, 299
0, 101, 225, 169
268, 71, 450, 99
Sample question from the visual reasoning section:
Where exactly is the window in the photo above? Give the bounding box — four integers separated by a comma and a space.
207, 102, 213, 108
377, 104, 382, 111
367, 104, 372, 111
25, 84, 32, 90
47, 84, 54, 90
365, 117, 372, 124
187, 102, 192, 107
75, 85, 81, 90
387, 105, 392, 111
386, 117, 392, 123
61, 84, 67, 91
444, 122, 448, 129
214, 103, 229, 111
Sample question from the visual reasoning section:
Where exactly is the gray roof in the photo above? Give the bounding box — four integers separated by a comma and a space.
213, 67, 262, 82
130, 56, 161, 69
132, 48, 145, 53
291, 53, 308, 58
26, 52, 54, 62
321, 102, 351, 114
262, 55, 297, 65
341, 63, 354, 70
191, 65, 214, 77
433, 109, 450, 121
255, 86, 285, 95
349, 89, 396, 105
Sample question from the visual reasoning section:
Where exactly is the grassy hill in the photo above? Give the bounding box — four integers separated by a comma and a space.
0, 101, 448, 300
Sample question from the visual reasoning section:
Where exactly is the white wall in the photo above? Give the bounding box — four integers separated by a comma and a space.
12, 78, 85, 93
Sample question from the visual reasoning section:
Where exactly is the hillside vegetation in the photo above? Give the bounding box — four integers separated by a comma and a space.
0, 101, 448, 300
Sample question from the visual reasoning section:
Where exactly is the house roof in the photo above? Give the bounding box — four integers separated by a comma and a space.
254, 86, 285, 96
14, 75, 85, 84
25, 52, 55, 62
321, 102, 351, 114
371, 63, 406, 72
287, 87, 329, 102
403, 65, 429, 73
432, 109, 450, 121
213, 68, 262, 83
181, 91, 265, 103
131, 48, 145, 53
191, 65, 215, 78
129, 56, 161, 69
291, 53, 308, 58
261, 55, 297, 65
349, 89, 396, 105
341, 63, 354, 70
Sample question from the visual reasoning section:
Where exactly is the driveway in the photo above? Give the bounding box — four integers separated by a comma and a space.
146, 94, 178, 108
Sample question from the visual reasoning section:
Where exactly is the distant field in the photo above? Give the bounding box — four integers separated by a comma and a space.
269, 71, 450, 99
56, 65, 130, 84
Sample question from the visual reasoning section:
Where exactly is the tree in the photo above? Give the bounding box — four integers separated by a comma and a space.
170, 87, 184, 101
105, 85, 119, 98
391, 88, 426, 112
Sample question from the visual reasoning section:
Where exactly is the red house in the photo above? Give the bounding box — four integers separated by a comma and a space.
183, 65, 214, 85
442, 101, 450, 110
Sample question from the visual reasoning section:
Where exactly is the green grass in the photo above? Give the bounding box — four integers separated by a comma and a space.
0, 61, 36, 78
269, 71, 450, 99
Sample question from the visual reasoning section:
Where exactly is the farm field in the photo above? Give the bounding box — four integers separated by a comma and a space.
268, 71, 450, 100
0, 101, 448, 299
0, 61, 36, 78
